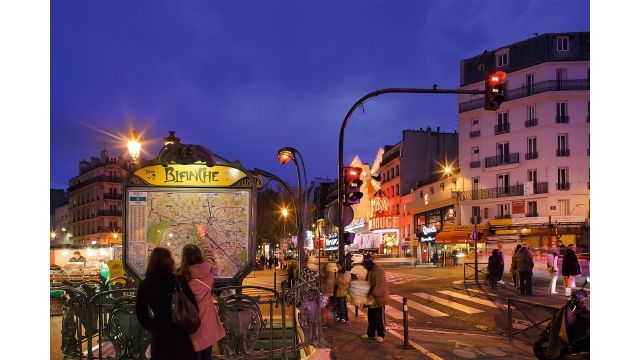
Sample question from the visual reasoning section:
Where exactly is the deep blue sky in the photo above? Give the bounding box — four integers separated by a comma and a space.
47, 0, 590, 190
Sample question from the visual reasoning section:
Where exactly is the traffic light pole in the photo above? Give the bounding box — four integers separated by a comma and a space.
337, 87, 485, 264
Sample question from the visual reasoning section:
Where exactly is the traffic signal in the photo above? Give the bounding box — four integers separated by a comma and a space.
484, 71, 506, 111
344, 167, 363, 204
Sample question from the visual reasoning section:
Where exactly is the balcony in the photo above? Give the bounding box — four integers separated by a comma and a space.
459, 182, 548, 201
526, 212, 539, 217
587, 149, 590, 156
586, 115, 590, 123
494, 123, 510, 135
485, 152, 519, 168
556, 183, 571, 190
97, 210, 123, 217
97, 226, 123, 233
494, 214, 511, 220
68, 175, 125, 192
103, 193, 123, 200
469, 160, 481, 169
469, 130, 481, 138
555, 115, 570, 124
524, 118, 538, 128
459, 79, 590, 113
556, 149, 571, 157
525, 151, 538, 160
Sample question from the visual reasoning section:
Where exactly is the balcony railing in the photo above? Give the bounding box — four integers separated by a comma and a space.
556, 183, 571, 190
555, 115, 570, 124
526, 212, 539, 217
68, 175, 125, 192
469, 160, 481, 169
556, 149, 571, 157
525, 151, 538, 160
587, 149, 590, 156
459, 79, 590, 113
459, 182, 548, 201
97, 210, 123, 217
485, 152, 519, 168
524, 118, 538, 128
469, 130, 481, 138
494, 214, 511, 219
97, 226, 123, 233
586, 115, 590, 123
494, 123, 510, 135
103, 193, 123, 200
470, 216, 483, 224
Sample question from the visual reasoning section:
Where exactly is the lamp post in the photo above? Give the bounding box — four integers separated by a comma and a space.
127, 130, 142, 164
277, 147, 308, 275
282, 208, 288, 245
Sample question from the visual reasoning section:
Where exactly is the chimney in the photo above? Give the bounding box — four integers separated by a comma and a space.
101, 149, 108, 163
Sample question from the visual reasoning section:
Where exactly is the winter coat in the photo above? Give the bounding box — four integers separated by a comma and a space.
488, 254, 504, 277
514, 248, 534, 272
365, 263, 391, 308
561, 249, 581, 277
510, 249, 520, 274
334, 269, 351, 297
185, 238, 226, 352
135, 272, 198, 360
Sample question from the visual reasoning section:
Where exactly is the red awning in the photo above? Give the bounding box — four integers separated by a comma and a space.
434, 230, 489, 244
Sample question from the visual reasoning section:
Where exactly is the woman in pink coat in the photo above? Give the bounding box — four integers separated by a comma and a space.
177, 227, 226, 359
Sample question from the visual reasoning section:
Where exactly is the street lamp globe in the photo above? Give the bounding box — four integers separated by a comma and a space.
127, 130, 142, 163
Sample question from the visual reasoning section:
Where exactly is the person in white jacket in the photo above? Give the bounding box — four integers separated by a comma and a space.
546, 247, 559, 294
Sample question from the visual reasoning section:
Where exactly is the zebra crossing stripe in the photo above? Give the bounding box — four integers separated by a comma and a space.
412, 293, 484, 314
436, 290, 508, 310
390, 295, 448, 317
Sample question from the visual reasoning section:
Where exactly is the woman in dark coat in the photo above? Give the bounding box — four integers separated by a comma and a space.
136, 247, 198, 360
488, 249, 504, 290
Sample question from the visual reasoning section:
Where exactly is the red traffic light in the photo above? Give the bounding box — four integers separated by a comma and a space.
489, 71, 506, 84
484, 71, 506, 111
344, 167, 364, 204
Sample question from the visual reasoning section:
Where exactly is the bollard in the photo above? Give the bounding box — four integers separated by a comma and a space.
273, 268, 277, 291
403, 297, 409, 347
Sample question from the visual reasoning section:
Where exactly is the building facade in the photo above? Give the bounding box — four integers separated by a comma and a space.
65, 149, 133, 245
457, 32, 590, 250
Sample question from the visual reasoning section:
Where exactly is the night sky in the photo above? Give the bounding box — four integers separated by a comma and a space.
47, 0, 590, 190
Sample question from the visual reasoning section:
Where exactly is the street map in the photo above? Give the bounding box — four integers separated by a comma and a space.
126, 189, 250, 279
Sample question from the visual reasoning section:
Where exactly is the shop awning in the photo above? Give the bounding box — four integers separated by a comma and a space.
434, 230, 489, 244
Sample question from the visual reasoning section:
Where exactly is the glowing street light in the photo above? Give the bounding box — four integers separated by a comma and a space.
127, 130, 142, 164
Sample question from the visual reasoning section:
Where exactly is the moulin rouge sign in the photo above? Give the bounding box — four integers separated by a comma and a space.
369, 192, 398, 230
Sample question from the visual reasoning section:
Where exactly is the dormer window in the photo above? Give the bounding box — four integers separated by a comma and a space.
477, 63, 485, 72
557, 36, 569, 51
496, 50, 509, 67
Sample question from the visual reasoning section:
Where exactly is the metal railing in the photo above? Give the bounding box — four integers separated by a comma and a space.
485, 152, 519, 168
507, 298, 557, 345
524, 118, 538, 128
56, 274, 325, 360
459, 182, 549, 201
494, 123, 510, 135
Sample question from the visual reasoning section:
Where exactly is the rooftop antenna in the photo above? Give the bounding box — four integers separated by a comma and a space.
528, 31, 539, 37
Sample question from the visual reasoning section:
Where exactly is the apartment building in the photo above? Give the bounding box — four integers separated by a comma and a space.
457, 32, 590, 249
65, 149, 133, 245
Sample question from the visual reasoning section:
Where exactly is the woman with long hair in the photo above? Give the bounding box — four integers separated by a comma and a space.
135, 247, 198, 360
176, 225, 226, 359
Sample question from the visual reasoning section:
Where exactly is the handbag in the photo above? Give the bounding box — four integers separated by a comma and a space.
170, 276, 201, 334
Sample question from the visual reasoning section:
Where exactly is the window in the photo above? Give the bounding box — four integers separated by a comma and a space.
497, 173, 510, 196
477, 63, 485, 72
526, 73, 535, 95
472, 206, 481, 218
496, 52, 509, 67
440, 183, 445, 191
430, 187, 434, 195
557, 167, 569, 190
395, 184, 399, 196
419, 190, 423, 199
525, 104, 537, 127
557, 200, 569, 215
472, 177, 479, 191
391, 186, 394, 197
556, 101, 568, 123
526, 137, 537, 160
497, 203, 510, 218
556, 69, 567, 90
395, 165, 399, 176
557, 134, 568, 156
391, 168, 394, 178
395, 204, 400, 215
472, 119, 479, 126
527, 201, 538, 217
557, 36, 569, 51
496, 111, 509, 134
497, 142, 509, 163
528, 169, 537, 184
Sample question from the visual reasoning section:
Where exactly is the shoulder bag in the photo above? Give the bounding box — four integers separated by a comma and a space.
170, 276, 201, 334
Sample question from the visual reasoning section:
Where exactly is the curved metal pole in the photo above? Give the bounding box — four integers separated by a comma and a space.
253, 168, 300, 227
290, 155, 305, 273
337, 87, 485, 263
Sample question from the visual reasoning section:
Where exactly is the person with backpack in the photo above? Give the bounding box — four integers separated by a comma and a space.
135, 247, 197, 360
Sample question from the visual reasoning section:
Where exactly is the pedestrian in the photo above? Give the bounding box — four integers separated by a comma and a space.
510, 244, 522, 289
267, 256, 273, 270
561, 243, 581, 297
68, 251, 88, 264
333, 260, 351, 322
176, 228, 226, 359
287, 260, 296, 288
135, 247, 198, 360
557, 240, 567, 256
260, 254, 266, 270
360, 254, 391, 343
496, 242, 505, 284
274, 256, 279, 269
514, 242, 534, 295
546, 247, 559, 294
488, 249, 504, 290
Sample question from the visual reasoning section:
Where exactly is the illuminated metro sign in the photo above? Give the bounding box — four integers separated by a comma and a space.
133, 164, 248, 186
369, 216, 399, 231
